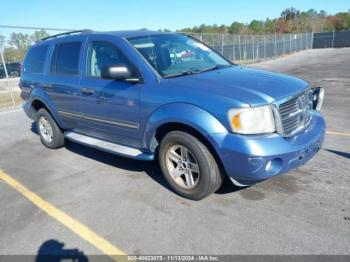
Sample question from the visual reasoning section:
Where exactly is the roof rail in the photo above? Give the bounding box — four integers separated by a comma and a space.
40, 29, 93, 41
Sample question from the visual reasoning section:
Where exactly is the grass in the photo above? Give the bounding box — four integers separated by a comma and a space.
0, 90, 23, 109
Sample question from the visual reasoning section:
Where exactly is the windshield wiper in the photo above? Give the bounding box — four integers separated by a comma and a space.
163, 64, 232, 78
163, 70, 197, 78
196, 64, 232, 73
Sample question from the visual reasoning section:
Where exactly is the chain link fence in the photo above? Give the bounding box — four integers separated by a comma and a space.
0, 39, 22, 110
187, 32, 314, 62
1, 26, 348, 110
313, 30, 350, 48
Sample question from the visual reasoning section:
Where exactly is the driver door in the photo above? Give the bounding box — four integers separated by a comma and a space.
76, 36, 142, 147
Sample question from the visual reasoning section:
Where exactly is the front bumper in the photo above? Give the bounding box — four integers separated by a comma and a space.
209, 112, 326, 186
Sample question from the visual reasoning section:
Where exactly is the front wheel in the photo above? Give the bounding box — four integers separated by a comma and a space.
159, 131, 223, 200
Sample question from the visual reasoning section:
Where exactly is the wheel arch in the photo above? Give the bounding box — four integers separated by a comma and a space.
32, 99, 50, 113
144, 103, 229, 176
30, 96, 65, 129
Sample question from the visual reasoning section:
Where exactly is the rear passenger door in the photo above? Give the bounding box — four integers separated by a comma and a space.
45, 38, 85, 129
77, 36, 142, 147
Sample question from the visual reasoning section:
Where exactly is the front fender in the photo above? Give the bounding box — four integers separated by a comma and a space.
143, 103, 228, 150
29, 88, 66, 128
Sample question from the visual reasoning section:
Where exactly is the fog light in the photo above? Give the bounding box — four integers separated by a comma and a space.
265, 158, 283, 176
265, 160, 272, 171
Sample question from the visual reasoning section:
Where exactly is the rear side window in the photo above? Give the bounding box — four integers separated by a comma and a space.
23, 45, 49, 74
50, 42, 81, 75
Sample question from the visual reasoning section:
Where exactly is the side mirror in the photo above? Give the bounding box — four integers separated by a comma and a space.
101, 64, 131, 80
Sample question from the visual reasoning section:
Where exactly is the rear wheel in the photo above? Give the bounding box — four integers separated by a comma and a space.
159, 131, 223, 200
36, 108, 65, 149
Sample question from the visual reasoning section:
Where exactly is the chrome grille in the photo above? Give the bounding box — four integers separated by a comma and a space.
277, 89, 313, 136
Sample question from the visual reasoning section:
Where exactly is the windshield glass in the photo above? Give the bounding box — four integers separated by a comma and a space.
127, 34, 231, 78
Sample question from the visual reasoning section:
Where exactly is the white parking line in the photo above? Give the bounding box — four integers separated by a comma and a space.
327, 131, 350, 137
0, 169, 127, 261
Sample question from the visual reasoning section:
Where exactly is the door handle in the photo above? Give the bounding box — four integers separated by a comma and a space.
42, 83, 52, 89
80, 87, 95, 95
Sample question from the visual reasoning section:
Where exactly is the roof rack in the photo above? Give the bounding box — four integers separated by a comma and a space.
40, 29, 93, 41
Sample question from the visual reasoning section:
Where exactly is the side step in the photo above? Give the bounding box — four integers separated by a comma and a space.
64, 131, 154, 161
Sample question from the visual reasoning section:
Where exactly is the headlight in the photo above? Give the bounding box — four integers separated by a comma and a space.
227, 105, 275, 134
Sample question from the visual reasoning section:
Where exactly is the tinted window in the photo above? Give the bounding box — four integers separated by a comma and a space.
50, 42, 81, 75
86, 41, 130, 77
23, 45, 49, 74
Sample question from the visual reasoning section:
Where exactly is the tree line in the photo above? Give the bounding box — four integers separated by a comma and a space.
0, 30, 49, 63
176, 8, 350, 34
0, 7, 350, 63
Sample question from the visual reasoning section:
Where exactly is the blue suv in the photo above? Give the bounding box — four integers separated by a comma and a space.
20, 30, 326, 200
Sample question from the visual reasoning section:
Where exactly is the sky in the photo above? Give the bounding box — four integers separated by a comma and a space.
1, 0, 349, 33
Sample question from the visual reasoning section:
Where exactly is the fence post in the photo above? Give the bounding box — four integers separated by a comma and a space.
331, 30, 335, 48
274, 34, 277, 57
251, 35, 254, 60
0, 45, 16, 107
281, 35, 284, 55
238, 35, 242, 60
232, 35, 235, 61
221, 34, 224, 55
263, 35, 266, 60
310, 32, 314, 49
0, 46, 9, 79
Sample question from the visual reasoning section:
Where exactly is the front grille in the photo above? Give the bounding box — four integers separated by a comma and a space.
277, 89, 313, 136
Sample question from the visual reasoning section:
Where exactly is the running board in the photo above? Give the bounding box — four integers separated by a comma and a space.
64, 131, 154, 161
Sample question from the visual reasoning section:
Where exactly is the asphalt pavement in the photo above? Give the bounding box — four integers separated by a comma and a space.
0, 48, 349, 258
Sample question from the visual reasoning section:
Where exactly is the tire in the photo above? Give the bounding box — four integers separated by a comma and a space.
36, 108, 65, 149
159, 131, 223, 200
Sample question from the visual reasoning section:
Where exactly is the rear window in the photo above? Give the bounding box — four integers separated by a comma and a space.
50, 42, 81, 75
23, 45, 49, 74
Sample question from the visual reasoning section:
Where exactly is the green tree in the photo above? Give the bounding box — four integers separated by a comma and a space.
8, 32, 31, 50
30, 29, 50, 42
306, 9, 318, 18
228, 22, 244, 34
178, 7, 350, 35
264, 19, 278, 33
0, 35, 5, 51
319, 10, 327, 17
323, 19, 335, 32
281, 7, 300, 21
3, 47, 24, 62
334, 12, 350, 30
249, 20, 264, 33
4, 30, 51, 62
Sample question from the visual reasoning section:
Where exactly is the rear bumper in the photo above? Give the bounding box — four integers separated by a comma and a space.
23, 101, 35, 119
209, 112, 326, 186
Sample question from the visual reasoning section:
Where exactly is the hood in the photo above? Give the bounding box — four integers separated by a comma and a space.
168, 66, 309, 106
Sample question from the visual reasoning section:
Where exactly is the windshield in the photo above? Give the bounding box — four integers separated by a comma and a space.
127, 34, 231, 78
